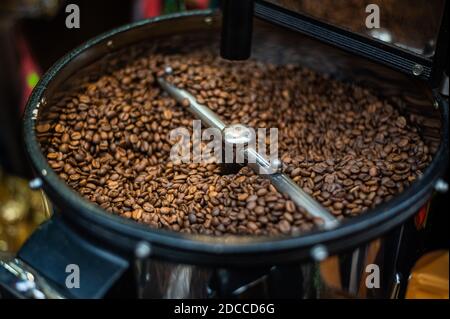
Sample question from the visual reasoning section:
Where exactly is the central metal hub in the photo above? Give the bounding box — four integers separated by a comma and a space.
221, 124, 254, 174
223, 124, 254, 146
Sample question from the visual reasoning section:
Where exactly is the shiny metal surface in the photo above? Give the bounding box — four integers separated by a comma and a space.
157, 77, 338, 229
390, 273, 402, 299
440, 74, 449, 96
0, 172, 51, 253
0, 256, 64, 299
0, 219, 420, 299
224, 124, 254, 146
133, 221, 410, 298
135, 258, 211, 298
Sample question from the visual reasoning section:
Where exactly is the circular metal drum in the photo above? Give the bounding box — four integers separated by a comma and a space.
2, 10, 448, 298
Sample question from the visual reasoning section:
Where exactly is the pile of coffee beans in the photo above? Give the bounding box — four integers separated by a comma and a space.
36, 42, 431, 236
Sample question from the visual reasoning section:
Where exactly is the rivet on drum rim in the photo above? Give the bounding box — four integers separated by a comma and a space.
433, 100, 439, 110
41, 169, 48, 176
434, 179, 448, 193
15, 280, 35, 292
310, 244, 328, 261
164, 66, 173, 75
412, 64, 424, 76
29, 178, 43, 190
32, 109, 39, 120
271, 158, 282, 171
204, 17, 213, 25
106, 40, 114, 49
135, 241, 152, 259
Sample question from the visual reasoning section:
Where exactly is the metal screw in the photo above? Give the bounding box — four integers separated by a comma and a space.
135, 241, 152, 259
15, 281, 46, 299
40, 97, 47, 106
204, 17, 213, 25
107, 40, 114, 49
412, 64, 424, 76
270, 158, 282, 172
31, 289, 46, 299
29, 178, 43, 190
435, 179, 448, 193
32, 109, 39, 120
433, 100, 439, 110
164, 66, 173, 75
310, 244, 328, 261
41, 169, 48, 176
15, 280, 35, 293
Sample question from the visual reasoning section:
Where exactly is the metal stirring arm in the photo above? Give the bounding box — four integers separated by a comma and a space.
158, 78, 227, 131
245, 147, 338, 229
158, 77, 339, 230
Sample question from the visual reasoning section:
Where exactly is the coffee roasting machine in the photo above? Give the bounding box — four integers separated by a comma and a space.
0, 0, 448, 298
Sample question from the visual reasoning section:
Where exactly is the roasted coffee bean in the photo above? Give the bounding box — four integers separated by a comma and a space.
278, 220, 291, 234
71, 132, 82, 141
160, 207, 171, 214
47, 152, 59, 160
36, 42, 431, 237
256, 188, 267, 196
163, 109, 173, 120
181, 98, 190, 108
283, 212, 294, 223
188, 213, 197, 224
398, 138, 409, 148
247, 221, 258, 232
132, 209, 143, 220
36, 123, 51, 133
246, 201, 257, 210
69, 174, 80, 181
369, 166, 378, 177
285, 201, 295, 213
254, 206, 265, 215
129, 134, 139, 144
237, 193, 249, 201
54, 124, 65, 133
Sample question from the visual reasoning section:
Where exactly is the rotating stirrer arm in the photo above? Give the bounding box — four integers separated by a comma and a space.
157, 76, 339, 230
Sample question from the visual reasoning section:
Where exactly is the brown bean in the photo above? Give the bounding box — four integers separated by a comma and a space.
36, 123, 51, 133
